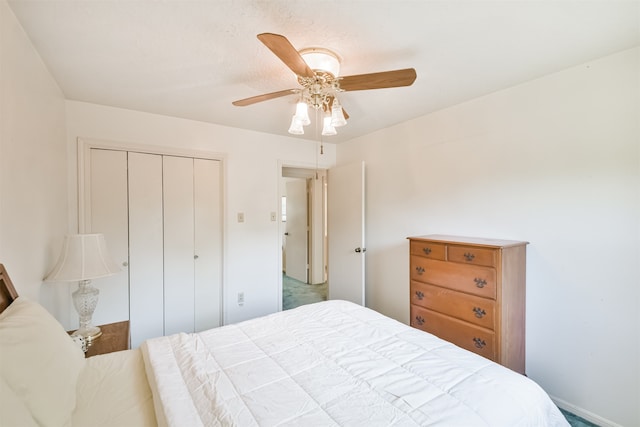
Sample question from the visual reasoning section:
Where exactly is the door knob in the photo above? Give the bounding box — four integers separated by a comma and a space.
122, 261, 128, 267
355, 247, 366, 253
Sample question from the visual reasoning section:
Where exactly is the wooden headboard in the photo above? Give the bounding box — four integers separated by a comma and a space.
0, 264, 19, 314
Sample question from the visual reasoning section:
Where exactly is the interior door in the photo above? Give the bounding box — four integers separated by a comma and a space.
85, 149, 129, 326
163, 155, 196, 336
194, 158, 222, 331
327, 161, 365, 305
285, 179, 308, 283
128, 152, 164, 348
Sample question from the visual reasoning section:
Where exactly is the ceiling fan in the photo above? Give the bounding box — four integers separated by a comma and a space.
232, 33, 417, 135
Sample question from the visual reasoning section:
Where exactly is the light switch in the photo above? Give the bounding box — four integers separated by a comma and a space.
270, 212, 277, 221
237, 212, 245, 223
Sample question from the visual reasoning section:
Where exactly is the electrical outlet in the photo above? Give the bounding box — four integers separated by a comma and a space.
237, 292, 244, 306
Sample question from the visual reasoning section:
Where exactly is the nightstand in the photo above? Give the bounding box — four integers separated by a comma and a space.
69, 320, 130, 357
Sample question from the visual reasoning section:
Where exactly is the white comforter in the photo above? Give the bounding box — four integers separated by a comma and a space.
141, 300, 569, 427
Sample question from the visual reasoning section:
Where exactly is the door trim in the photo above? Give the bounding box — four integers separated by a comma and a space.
278, 160, 327, 312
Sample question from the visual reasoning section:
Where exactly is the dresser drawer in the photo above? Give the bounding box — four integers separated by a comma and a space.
410, 281, 495, 329
447, 245, 497, 267
410, 256, 496, 299
410, 241, 446, 260
411, 306, 496, 361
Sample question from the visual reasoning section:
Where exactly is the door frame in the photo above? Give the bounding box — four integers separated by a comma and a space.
77, 137, 229, 323
277, 160, 327, 311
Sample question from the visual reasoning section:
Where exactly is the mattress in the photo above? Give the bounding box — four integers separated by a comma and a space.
142, 300, 569, 426
73, 348, 157, 426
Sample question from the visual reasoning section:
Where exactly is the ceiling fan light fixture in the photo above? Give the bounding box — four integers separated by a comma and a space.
322, 115, 337, 136
330, 99, 347, 127
288, 115, 305, 135
294, 101, 311, 125
299, 48, 341, 77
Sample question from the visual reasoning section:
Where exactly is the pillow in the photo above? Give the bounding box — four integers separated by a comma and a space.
0, 297, 85, 427
0, 375, 38, 427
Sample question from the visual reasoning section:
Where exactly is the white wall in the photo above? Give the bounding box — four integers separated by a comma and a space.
0, 0, 70, 320
337, 47, 639, 427
65, 101, 336, 327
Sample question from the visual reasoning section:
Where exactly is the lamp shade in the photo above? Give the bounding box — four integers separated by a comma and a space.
288, 115, 305, 135
331, 99, 347, 127
294, 101, 311, 126
322, 115, 337, 136
299, 48, 340, 77
45, 234, 120, 282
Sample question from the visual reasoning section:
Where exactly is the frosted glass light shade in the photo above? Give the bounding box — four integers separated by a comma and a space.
300, 48, 340, 77
322, 116, 337, 136
288, 115, 304, 135
331, 100, 347, 127
294, 101, 311, 125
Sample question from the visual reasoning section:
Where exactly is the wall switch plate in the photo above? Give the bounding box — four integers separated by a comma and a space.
237, 212, 244, 223
270, 212, 277, 221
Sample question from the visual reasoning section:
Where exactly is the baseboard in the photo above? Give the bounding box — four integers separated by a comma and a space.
551, 395, 623, 427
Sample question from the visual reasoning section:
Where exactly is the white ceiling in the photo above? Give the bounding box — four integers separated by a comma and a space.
7, 0, 640, 143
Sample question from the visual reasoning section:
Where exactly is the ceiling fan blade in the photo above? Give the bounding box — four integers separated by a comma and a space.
232, 88, 299, 107
339, 68, 417, 91
257, 33, 315, 78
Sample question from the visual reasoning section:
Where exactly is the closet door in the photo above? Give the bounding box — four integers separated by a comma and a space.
82, 142, 223, 347
163, 156, 196, 336
128, 152, 164, 348
194, 158, 222, 331
86, 149, 129, 326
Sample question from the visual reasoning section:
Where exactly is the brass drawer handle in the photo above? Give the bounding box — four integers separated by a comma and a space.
422, 247, 432, 255
415, 316, 425, 326
415, 290, 424, 300
473, 337, 486, 349
474, 277, 487, 288
464, 252, 475, 262
473, 307, 486, 318
415, 266, 425, 275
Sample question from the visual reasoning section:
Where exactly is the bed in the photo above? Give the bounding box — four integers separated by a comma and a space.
0, 264, 569, 426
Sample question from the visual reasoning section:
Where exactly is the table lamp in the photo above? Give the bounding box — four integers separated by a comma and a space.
45, 233, 120, 340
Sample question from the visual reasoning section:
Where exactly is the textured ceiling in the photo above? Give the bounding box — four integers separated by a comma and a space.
7, 0, 640, 143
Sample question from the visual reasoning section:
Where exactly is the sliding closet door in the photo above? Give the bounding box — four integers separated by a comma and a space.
194, 158, 222, 331
86, 149, 129, 325
163, 156, 196, 336
128, 152, 164, 348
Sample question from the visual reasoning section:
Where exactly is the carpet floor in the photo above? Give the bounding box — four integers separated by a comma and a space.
560, 409, 600, 427
283, 274, 595, 427
282, 273, 327, 310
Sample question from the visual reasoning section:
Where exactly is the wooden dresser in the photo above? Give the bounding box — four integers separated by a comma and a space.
408, 235, 528, 374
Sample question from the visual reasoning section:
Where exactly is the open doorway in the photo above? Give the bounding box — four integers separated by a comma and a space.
281, 167, 327, 310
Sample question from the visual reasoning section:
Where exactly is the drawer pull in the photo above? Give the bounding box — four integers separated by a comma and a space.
473, 307, 486, 318
473, 337, 487, 349
464, 252, 475, 262
422, 247, 432, 255
415, 316, 425, 326
415, 266, 425, 275
474, 277, 487, 288
415, 290, 424, 300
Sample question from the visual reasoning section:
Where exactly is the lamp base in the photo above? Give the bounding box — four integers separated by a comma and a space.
71, 325, 102, 341
72, 279, 102, 342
